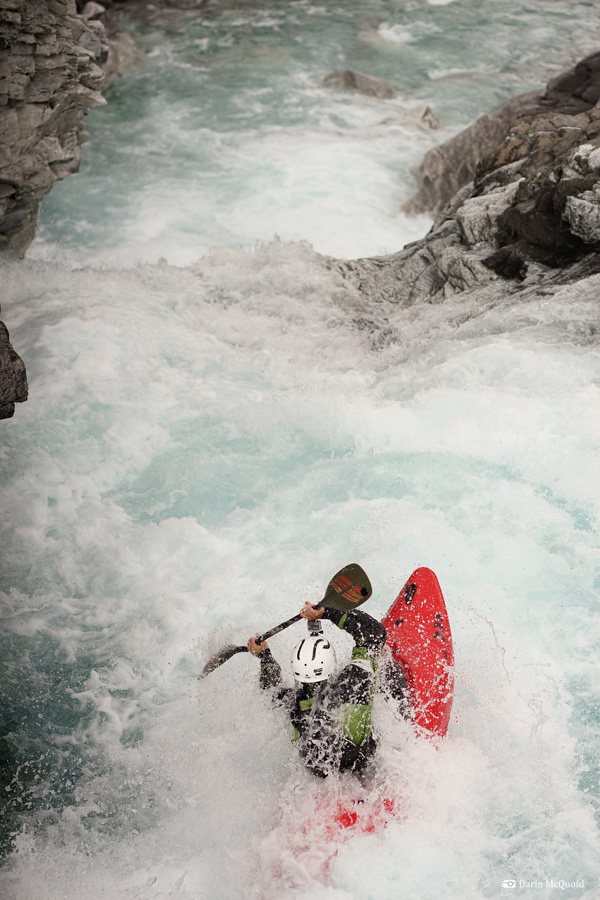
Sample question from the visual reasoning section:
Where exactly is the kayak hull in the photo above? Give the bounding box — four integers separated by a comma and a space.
381, 566, 454, 737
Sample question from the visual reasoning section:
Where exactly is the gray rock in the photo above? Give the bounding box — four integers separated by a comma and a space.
0, 316, 27, 419
328, 64, 600, 316
455, 180, 522, 246
0, 0, 108, 257
99, 9, 145, 88
560, 143, 600, 243
376, 103, 442, 131
476, 109, 600, 269
564, 191, 600, 243
406, 50, 600, 217
405, 90, 545, 217
81, 2, 106, 18
320, 68, 441, 130
0, 0, 144, 255
0, 0, 111, 418
0, 0, 144, 419
320, 68, 401, 100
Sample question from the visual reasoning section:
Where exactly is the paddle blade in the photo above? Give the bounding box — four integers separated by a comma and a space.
321, 563, 372, 612
199, 644, 247, 678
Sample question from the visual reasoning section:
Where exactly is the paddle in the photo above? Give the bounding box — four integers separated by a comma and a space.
199, 563, 372, 678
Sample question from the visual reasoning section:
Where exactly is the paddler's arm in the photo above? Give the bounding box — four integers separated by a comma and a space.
319, 607, 386, 654
247, 636, 283, 689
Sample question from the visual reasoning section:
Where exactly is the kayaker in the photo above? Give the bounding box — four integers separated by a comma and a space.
247, 601, 388, 780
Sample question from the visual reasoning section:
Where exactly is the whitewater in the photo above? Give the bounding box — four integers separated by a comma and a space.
1, 1, 600, 898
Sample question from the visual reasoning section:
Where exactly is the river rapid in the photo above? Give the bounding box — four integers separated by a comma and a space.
1, 1, 600, 898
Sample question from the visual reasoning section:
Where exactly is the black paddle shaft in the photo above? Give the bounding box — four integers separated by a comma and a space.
256, 612, 303, 644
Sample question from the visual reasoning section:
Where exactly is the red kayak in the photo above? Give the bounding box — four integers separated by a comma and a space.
381, 566, 454, 737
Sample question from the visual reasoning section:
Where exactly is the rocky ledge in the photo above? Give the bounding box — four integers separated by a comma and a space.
329, 51, 600, 327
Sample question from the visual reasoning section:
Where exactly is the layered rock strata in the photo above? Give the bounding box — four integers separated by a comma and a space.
2, 23, 600, 419
0, 0, 108, 256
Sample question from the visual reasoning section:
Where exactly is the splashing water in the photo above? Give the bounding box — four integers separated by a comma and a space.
2, 1, 600, 898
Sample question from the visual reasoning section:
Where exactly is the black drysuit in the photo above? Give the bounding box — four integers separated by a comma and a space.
257, 608, 388, 779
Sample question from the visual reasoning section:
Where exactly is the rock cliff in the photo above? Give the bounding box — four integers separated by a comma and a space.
0, 0, 141, 418
329, 51, 600, 336
0, 0, 108, 257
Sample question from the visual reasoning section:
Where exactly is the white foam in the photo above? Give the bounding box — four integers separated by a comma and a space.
2, 245, 600, 897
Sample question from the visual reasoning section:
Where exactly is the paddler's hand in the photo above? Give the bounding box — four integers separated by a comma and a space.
247, 635, 269, 656
300, 602, 325, 621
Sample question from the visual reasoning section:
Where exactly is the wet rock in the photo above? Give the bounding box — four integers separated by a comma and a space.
407, 50, 600, 217
74, 1, 144, 88
320, 68, 441, 130
564, 189, 600, 244
478, 109, 600, 268
0, 0, 108, 257
328, 57, 600, 312
404, 90, 544, 216
455, 180, 522, 246
0, 0, 144, 418
81, 2, 106, 18
320, 68, 401, 100
0, 2, 143, 253
98, 9, 145, 87
378, 104, 441, 131
0, 316, 27, 419
0, 0, 109, 418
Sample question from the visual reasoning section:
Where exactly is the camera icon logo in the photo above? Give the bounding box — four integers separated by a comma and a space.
502, 880, 517, 889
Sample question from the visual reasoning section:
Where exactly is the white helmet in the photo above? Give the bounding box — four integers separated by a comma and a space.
291, 634, 336, 683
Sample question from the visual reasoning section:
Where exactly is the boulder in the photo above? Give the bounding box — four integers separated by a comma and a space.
320, 68, 441, 130
320, 68, 401, 100
98, 9, 145, 88
0, 316, 27, 419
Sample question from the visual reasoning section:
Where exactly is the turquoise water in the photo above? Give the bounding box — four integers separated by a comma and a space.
2, 1, 600, 898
